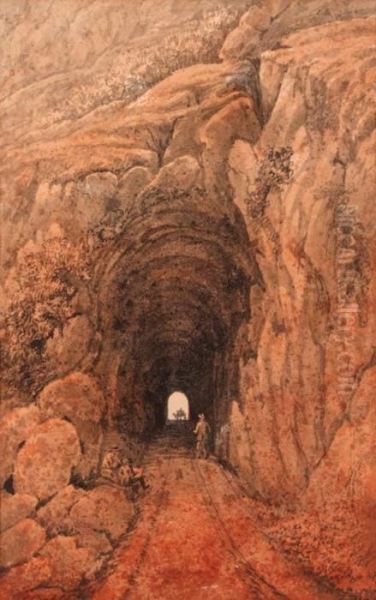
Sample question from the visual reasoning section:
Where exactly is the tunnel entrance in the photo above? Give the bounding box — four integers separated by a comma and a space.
98, 179, 256, 457
166, 391, 190, 423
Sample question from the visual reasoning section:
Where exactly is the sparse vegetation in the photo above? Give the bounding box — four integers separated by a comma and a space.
49, 5, 251, 132
0, 235, 92, 393
121, 6, 248, 103
246, 146, 294, 219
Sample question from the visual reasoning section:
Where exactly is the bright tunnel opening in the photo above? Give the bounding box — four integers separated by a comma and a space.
167, 391, 190, 422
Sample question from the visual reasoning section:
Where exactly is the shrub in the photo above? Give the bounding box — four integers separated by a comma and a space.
246, 146, 294, 219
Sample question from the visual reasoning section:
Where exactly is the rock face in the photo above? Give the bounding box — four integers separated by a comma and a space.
45, 315, 96, 375
38, 373, 105, 480
0, 557, 52, 600
36, 484, 86, 537
39, 535, 100, 591
0, 492, 37, 533
0, 406, 41, 486
0, 519, 46, 569
69, 485, 133, 543
14, 419, 81, 500
0, 0, 375, 597
224, 9, 376, 503
76, 529, 113, 557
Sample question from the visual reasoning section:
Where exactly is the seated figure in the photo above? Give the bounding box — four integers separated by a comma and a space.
118, 459, 148, 490
101, 449, 121, 483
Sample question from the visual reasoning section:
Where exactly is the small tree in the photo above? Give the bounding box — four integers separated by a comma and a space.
1, 234, 92, 393
247, 146, 294, 219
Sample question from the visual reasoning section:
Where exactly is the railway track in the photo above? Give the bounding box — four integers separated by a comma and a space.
192, 458, 286, 600
90, 438, 175, 600
197, 459, 352, 600
90, 428, 346, 600
124, 454, 173, 600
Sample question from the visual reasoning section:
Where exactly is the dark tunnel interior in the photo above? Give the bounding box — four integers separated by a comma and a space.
98, 183, 256, 441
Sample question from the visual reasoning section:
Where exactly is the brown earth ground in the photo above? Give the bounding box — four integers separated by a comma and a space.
84, 426, 363, 600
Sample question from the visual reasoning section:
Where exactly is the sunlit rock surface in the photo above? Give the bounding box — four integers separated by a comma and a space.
38, 535, 101, 591
14, 419, 81, 500
35, 484, 86, 537
0, 492, 37, 533
69, 485, 134, 543
0, 406, 41, 487
0, 519, 46, 569
37, 373, 105, 480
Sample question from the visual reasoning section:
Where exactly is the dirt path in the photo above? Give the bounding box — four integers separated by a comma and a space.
89, 429, 342, 600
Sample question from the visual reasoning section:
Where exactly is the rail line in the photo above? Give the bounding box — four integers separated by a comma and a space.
213, 462, 356, 600
124, 452, 174, 600
89, 429, 344, 600
191, 457, 287, 600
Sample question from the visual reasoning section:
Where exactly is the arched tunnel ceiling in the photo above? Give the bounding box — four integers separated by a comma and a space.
98, 180, 255, 416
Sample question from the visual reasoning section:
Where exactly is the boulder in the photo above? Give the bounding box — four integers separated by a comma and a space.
37, 373, 105, 480
0, 557, 51, 600
58, 173, 119, 233
0, 405, 41, 486
220, 5, 271, 60
70, 485, 133, 543
118, 166, 153, 205
84, 171, 118, 201
0, 396, 28, 420
36, 485, 86, 537
0, 492, 37, 532
76, 529, 113, 556
38, 535, 101, 590
45, 316, 95, 376
14, 419, 81, 501
0, 519, 46, 569
148, 156, 202, 194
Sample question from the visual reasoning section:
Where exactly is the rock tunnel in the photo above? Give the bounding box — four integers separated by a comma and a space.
97, 169, 255, 438
0, 1, 375, 597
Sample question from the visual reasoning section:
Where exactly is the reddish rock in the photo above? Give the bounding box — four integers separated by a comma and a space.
0, 557, 51, 600
45, 316, 95, 376
39, 535, 101, 590
306, 366, 376, 509
70, 485, 133, 543
0, 519, 46, 569
220, 4, 271, 60
223, 13, 376, 506
149, 155, 202, 193
0, 405, 41, 486
84, 171, 118, 201
200, 96, 261, 190
14, 419, 81, 501
118, 166, 153, 205
17, 589, 64, 600
37, 374, 105, 480
76, 529, 113, 556
0, 492, 37, 532
38, 373, 104, 424
36, 484, 86, 537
